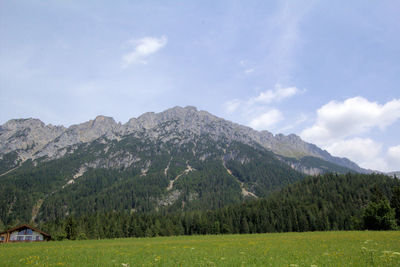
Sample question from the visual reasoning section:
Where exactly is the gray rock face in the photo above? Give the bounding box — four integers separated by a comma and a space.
0, 118, 65, 160
36, 115, 122, 158
0, 106, 365, 172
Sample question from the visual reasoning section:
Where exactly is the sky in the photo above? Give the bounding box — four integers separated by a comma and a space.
1, 1, 399, 172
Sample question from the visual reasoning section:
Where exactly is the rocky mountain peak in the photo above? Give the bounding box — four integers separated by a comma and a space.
2, 118, 45, 131
93, 115, 116, 125
287, 134, 302, 141
0, 118, 65, 158
124, 106, 217, 133
35, 116, 121, 159
0, 106, 366, 173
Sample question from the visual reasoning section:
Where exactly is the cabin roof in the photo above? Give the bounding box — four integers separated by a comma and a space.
0, 224, 51, 237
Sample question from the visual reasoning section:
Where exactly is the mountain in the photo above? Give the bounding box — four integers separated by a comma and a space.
0, 106, 365, 173
0, 106, 364, 225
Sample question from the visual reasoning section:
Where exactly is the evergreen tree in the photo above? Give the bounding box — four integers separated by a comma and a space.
240, 217, 250, 234
65, 216, 78, 240
363, 194, 396, 230
391, 186, 400, 226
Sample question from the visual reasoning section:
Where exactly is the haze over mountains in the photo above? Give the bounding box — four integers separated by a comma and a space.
0, 106, 383, 225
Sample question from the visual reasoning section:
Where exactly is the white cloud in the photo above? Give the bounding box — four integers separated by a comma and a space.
250, 84, 301, 104
245, 68, 254, 74
224, 84, 304, 131
387, 145, 400, 170
301, 97, 400, 145
249, 109, 283, 130
323, 140, 400, 172
122, 36, 167, 67
324, 138, 388, 171
300, 97, 400, 172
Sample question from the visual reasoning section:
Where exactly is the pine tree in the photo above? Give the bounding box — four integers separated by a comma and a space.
65, 216, 78, 240
240, 217, 250, 234
391, 186, 400, 226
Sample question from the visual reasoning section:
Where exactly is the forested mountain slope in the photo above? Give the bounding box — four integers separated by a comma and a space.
40, 173, 400, 239
1, 106, 362, 225
1, 135, 305, 225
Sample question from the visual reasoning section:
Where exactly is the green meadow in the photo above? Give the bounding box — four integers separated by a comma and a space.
1, 231, 399, 267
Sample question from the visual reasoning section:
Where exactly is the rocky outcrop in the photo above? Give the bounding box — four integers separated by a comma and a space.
35, 115, 121, 159
0, 118, 65, 161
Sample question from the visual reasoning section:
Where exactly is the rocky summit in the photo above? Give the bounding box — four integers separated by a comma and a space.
0, 106, 363, 172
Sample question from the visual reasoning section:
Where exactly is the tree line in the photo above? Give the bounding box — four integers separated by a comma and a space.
38, 173, 400, 240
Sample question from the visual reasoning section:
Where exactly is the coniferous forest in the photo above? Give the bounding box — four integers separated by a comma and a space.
39, 172, 400, 240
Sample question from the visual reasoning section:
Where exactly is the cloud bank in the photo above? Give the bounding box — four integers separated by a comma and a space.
301, 97, 400, 144
301, 97, 400, 171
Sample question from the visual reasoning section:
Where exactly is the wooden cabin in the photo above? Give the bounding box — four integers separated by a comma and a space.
0, 224, 51, 243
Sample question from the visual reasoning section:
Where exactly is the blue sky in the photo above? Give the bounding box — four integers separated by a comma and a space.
1, 1, 399, 171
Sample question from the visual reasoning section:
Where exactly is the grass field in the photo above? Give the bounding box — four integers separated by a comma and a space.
1, 231, 399, 266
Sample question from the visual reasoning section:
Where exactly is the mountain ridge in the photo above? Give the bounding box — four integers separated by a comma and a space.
0, 106, 366, 174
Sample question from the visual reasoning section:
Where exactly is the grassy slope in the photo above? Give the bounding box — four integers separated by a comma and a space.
1, 231, 400, 266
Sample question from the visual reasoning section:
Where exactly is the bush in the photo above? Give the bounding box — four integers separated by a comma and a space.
363, 198, 397, 230
53, 232, 67, 241
77, 232, 88, 240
